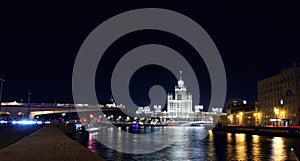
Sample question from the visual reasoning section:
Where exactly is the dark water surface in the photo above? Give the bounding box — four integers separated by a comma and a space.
74, 127, 300, 161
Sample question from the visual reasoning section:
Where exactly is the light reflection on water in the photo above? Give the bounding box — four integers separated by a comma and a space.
81, 127, 300, 161
271, 137, 286, 160
252, 135, 261, 161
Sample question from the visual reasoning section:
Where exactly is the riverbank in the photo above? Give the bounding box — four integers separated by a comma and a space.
0, 125, 104, 161
214, 125, 300, 138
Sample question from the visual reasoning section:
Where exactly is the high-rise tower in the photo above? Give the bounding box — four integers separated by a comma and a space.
167, 71, 193, 119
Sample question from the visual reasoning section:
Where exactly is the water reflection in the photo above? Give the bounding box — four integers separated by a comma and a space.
271, 137, 286, 160
76, 127, 300, 160
235, 133, 247, 160
252, 135, 261, 161
87, 132, 97, 153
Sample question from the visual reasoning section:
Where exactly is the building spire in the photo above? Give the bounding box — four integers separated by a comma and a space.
179, 70, 182, 80
177, 70, 184, 88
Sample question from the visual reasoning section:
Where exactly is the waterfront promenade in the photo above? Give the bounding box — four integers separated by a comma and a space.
0, 125, 42, 150
0, 125, 104, 161
214, 125, 300, 138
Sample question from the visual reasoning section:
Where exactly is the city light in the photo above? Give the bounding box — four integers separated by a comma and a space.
0, 5, 299, 161
12, 120, 37, 125
0, 120, 8, 124
90, 114, 94, 119
274, 107, 279, 115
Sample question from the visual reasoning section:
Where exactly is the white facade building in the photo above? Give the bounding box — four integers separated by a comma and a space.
167, 71, 194, 119
135, 105, 162, 117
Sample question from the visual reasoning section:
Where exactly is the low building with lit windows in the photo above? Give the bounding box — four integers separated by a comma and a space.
226, 98, 258, 126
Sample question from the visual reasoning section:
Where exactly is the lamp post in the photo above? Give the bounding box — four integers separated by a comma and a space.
240, 112, 244, 125
274, 107, 279, 127
62, 113, 66, 122
27, 91, 31, 119
236, 114, 239, 125
0, 75, 5, 112
253, 113, 257, 126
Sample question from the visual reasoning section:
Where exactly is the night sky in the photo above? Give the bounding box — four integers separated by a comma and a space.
0, 2, 299, 109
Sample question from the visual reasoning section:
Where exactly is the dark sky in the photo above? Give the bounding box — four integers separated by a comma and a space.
0, 2, 299, 109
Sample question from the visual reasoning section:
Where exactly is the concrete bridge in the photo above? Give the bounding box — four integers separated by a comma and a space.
0, 102, 101, 119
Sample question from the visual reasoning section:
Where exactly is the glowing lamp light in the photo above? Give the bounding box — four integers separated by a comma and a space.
280, 99, 284, 105
13, 120, 37, 125
0, 120, 8, 124
90, 114, 94, 119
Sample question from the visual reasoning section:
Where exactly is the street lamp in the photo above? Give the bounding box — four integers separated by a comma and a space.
239, 112, 244, 125
253, 113, 257, 126
62, 113, 66, 122
0, 75, 5, 112
27, 91, 31, 119
236, 114, 239, 125
274, 107, 279, 126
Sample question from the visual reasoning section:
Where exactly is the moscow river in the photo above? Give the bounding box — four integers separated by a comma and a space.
74, 127, 300, 161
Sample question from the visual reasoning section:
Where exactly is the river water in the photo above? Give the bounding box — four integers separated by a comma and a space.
74, 126, 300, 160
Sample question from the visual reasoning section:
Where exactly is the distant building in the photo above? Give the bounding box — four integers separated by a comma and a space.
153, 105, 162, 117
257, 64, 300, 126
135, 106, 153, 117
167, 71, 194, 119
135, 105, 162, 118
105, 97, 124, 109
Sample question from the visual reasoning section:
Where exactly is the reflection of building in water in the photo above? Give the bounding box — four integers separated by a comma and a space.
167, 71, 194, 119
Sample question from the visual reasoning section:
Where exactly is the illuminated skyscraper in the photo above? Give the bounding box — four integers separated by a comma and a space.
167, 71, 193, 119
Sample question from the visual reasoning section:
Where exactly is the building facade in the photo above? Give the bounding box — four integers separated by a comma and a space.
167, 71, 193, 119
226, 98, 258, 126
257, 65, 300, 126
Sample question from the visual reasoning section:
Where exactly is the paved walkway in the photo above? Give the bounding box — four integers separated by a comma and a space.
0, 125, 42, 150
0, 125, 104, 161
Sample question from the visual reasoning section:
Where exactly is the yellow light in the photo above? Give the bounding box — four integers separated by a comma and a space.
253, 113, 256, 117
239, 112, 243, 116
273, 107, 279, 115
